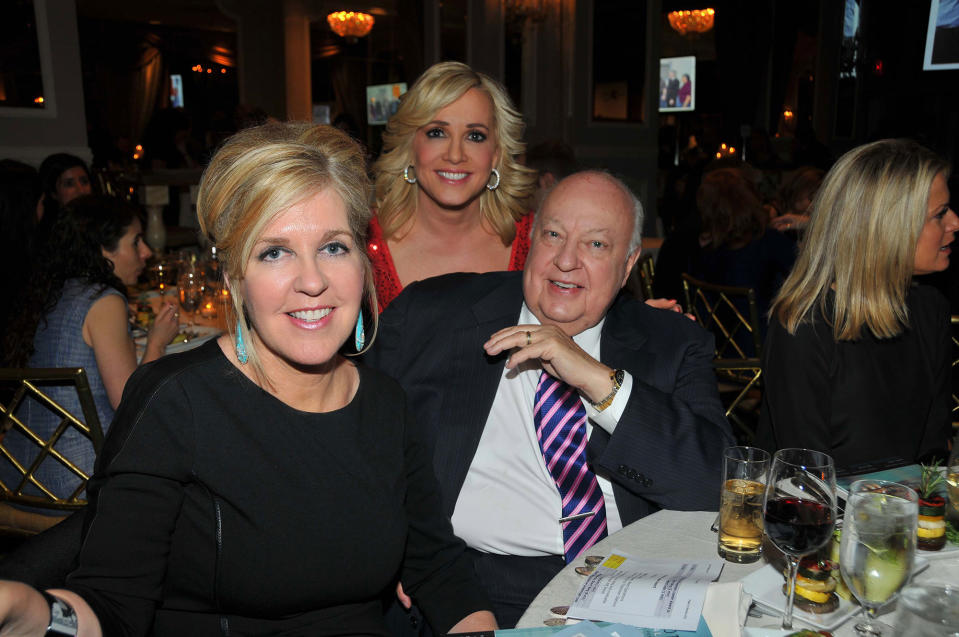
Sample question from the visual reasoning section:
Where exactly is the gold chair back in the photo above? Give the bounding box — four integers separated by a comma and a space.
681, 274, 763, 441
951, 316, 959, 428
0, 368, 104, 535
637, 253, 655, 301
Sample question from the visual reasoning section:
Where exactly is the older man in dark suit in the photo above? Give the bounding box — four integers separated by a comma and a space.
367, 170, 733, 629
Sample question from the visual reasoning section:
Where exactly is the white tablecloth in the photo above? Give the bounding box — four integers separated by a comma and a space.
516, 510, 959, 635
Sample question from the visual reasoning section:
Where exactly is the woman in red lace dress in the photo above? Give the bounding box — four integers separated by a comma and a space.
369, 62, 537, 311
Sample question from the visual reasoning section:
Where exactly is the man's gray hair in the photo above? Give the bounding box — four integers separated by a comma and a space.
534, 170, 644, 255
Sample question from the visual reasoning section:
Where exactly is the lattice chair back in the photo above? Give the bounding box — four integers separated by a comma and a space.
681, 274, 763, 442
951, 316, 959, 426
0, 368, 105, 535
637, 253, 655, 301
681, 274, 762, 360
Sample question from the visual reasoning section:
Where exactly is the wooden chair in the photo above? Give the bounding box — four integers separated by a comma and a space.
0, 368, 104, 536
951, 316, 959, 430
625, 253, 656, 301
681, 274, 763, 443
637, 253, 655, 301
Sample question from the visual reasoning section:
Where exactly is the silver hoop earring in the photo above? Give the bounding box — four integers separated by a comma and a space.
486, 168, 500, 191
403, 165, 417, 185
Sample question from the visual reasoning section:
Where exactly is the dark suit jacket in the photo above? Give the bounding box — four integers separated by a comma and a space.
366, 271, 734, 526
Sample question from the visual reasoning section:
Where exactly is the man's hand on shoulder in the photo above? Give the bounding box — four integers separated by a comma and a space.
483, 324, 614, 404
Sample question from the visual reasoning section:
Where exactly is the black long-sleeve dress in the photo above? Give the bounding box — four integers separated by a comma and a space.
65, 340, 489, 636
755, 284, 953, 472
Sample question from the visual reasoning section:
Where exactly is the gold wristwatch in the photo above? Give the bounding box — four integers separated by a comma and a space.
590, 369, 625, 412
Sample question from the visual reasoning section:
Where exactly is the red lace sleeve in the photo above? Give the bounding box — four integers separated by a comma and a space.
367, 217, 403, 313
508, 212, 535, 271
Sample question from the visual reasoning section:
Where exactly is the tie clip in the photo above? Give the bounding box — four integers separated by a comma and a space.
558, 511, 595, 523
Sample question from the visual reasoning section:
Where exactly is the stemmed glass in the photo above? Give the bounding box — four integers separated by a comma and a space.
762, 448, 837, 630
840, 480, 917, 636
177, 268, 203, 329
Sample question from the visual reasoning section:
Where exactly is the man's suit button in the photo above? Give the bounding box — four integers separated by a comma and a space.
618, 464, 628, 475
644, 478, 653, 487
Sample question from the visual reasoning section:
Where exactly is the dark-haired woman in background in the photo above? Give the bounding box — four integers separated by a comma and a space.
693, 168, 796, 326
654, 167, 795, 348
756, 139, 957, 470
39, 153, 92, 216
1, 195, 178, 503
0, 160, 43, 335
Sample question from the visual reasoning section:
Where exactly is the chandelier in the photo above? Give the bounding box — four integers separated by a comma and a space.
327, 11, 375, 40
667, 8, 715, 36
504, 0, 548, 24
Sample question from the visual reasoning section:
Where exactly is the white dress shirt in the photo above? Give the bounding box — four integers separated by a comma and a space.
451, 304, 634, 556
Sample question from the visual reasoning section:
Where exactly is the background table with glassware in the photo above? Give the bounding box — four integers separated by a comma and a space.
132, 250, 229, 359
516, 510, 959, 636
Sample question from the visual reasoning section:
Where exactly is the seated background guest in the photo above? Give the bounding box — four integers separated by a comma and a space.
369, 61, 538, 311
755, 139, 957, 471
0, 123, 495, 636
367, 170, 734, 627
0, 160, 42, 336
525, 139, 578, 210
655, 167, 796, 348
38, 152, 92, 222
768, 165, 824, 234
0, 195, 178, 505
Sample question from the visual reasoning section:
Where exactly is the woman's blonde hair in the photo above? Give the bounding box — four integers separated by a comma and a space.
772, 138, 949, 341
372, 61, 536, 243
197, 122, 378, 383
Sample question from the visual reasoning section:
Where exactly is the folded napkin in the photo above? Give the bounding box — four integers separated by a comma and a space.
702, 582, 751, 637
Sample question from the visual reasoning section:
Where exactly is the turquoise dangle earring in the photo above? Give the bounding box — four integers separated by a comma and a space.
235, 317, 249, 364
354, 309, 365, 352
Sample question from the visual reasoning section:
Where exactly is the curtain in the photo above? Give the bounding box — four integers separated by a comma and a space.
130, 45, 164, 143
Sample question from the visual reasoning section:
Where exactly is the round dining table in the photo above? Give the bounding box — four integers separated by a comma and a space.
517, 510, 959, 635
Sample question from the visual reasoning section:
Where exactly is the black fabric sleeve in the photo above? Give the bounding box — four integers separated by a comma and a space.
754, 316, 834, 457
397, 403, 491, 633
916, 287, 954, 460
65, 364, 197, 637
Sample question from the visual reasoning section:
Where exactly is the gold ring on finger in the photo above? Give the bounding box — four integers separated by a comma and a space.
526, 331, 532, 346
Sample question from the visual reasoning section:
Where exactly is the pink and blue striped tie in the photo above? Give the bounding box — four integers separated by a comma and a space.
534, 371, 608, 563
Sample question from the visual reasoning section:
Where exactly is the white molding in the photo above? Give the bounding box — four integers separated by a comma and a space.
0, 0, 58, 119
0, 145, 92, 168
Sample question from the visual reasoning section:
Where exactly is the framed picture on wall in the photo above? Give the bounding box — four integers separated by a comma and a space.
366, 83, 407, 125
923, 0, 959, 70
659, 56, 696, 112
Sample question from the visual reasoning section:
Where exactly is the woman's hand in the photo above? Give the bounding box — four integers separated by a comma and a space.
0, 581, 48, 636
448, 610, 497, 634
769, 213, 810, 232
644, 298, 696, 321
143, 303, 179, 363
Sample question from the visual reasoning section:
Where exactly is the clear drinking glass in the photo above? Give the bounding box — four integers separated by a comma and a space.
177, 269, 202, 328
718, 446, 770, 563
895, 584, 959, 636
762, 448, 837, 630
840, 480, 918, 636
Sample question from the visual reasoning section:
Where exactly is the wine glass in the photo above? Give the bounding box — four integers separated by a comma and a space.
763, 448, 837, 630
840, 480, 917, 636
177, 269, 202, 328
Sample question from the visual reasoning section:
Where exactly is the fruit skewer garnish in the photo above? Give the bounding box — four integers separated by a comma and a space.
916, 461, 946, 551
